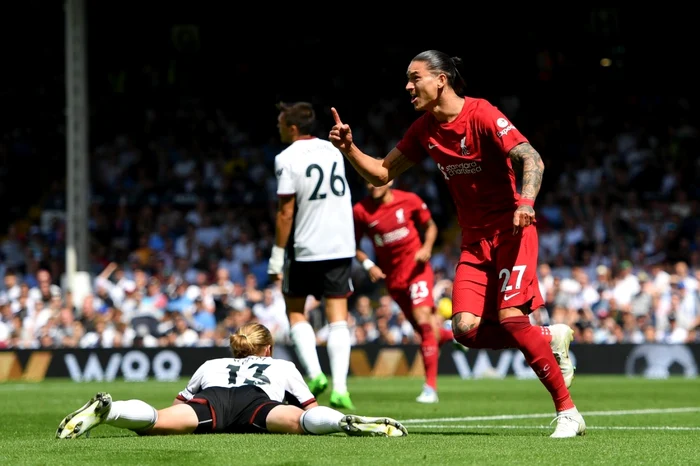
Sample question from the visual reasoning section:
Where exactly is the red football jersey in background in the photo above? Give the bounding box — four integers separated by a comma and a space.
353, 190, 432, 290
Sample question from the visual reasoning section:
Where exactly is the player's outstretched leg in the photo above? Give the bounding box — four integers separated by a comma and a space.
57, 394, 159, 439
56, 392, 112, 439
294, 405, 407, 437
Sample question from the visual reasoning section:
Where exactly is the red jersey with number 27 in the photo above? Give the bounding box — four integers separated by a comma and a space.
353, 190, 432, 290
396, 97, 528, 246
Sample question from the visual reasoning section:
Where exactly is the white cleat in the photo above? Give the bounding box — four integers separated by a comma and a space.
549, 324, 575, 388
415, 385, 439, 404
56, 392, 112, 439
550, 410, 586, 438
340, 415, 408, 437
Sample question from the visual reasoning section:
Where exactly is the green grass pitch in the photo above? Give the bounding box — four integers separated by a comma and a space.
1, 376, 698, 465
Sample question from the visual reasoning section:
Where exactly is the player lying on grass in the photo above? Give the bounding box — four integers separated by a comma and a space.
56, 323, 407, 439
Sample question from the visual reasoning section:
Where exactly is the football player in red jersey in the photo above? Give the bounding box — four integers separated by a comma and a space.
330, 50, 585, 438
354, 181, 455, 403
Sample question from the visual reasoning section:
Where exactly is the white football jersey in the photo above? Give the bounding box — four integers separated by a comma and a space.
177, 356, 314, 406
275, 138, 356, 261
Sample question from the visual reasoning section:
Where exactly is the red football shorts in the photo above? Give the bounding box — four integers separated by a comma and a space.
452, 225, 544, 319
389, 264, 435, 320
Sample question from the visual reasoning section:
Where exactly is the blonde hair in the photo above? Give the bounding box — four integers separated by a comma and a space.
229, 323, 274, 358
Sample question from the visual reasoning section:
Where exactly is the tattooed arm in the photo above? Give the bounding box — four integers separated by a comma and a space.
509, 142, 545, 201
508, 142, 545, 231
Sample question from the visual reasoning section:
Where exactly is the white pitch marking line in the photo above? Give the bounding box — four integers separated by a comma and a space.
0, 384, 42, 391
401, 407, 700, 424
407, 425, 700, 431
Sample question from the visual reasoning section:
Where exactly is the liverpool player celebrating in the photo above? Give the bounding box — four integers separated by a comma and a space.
354, 181, 455, 403
329, 50, 585, 438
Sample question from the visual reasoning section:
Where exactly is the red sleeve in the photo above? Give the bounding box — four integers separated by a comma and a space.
353, 203, 366, 245
473, 101, 529, 155
410, 193, 432, 225
395, 116, 429, 163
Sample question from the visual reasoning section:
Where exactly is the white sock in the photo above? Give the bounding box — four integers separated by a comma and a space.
105, 400, 158, 431
558, 407, 579, 415
299, 406, 345, 435
290, 321, 323, 379
327, 321, 351, 394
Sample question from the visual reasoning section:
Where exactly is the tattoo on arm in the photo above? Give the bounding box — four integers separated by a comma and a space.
383, 152, 415, 182
452, 313, 477, 334
508, 143, 545, 200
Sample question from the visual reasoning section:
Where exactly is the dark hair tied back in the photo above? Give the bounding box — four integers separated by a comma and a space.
412, 50, 467, 97
449, 56, 466, 96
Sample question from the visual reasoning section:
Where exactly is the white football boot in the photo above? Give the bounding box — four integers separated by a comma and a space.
550, 409, 586, 438
549, 324, 575, 388
340, 415, 408, 437
415, 385, 439, 404
56, 392, 112, 439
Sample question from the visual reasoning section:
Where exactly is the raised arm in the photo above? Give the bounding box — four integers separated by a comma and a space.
347, 147, 415, 187
329, 107, 414, 186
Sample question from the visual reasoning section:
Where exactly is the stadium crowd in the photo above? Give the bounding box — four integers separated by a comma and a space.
1, 54, 699, 350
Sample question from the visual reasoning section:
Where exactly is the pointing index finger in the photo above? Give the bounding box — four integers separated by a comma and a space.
331, 107, 342, 125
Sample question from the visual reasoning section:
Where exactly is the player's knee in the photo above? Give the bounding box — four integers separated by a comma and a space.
451, 312, 481, 335
497, 302, 531, 321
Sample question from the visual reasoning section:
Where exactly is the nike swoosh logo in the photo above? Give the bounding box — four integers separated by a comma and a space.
503, 292, 520, 301
368, 221, 379, 228
428, 143, 438, 149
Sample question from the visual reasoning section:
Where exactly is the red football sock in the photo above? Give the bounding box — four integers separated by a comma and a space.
418, 323, 439, 390
439, 327, 454, 346
501, 315, 574, 412
539, 325, 552, 344
453, 319, 516, 350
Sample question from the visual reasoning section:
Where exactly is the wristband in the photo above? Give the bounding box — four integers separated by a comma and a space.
362, 259, 376, 272
518, 198, 535, 207
267, 245, 286, 275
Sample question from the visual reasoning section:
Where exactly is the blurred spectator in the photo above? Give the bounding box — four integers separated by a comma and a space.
0, 42, 698, 349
